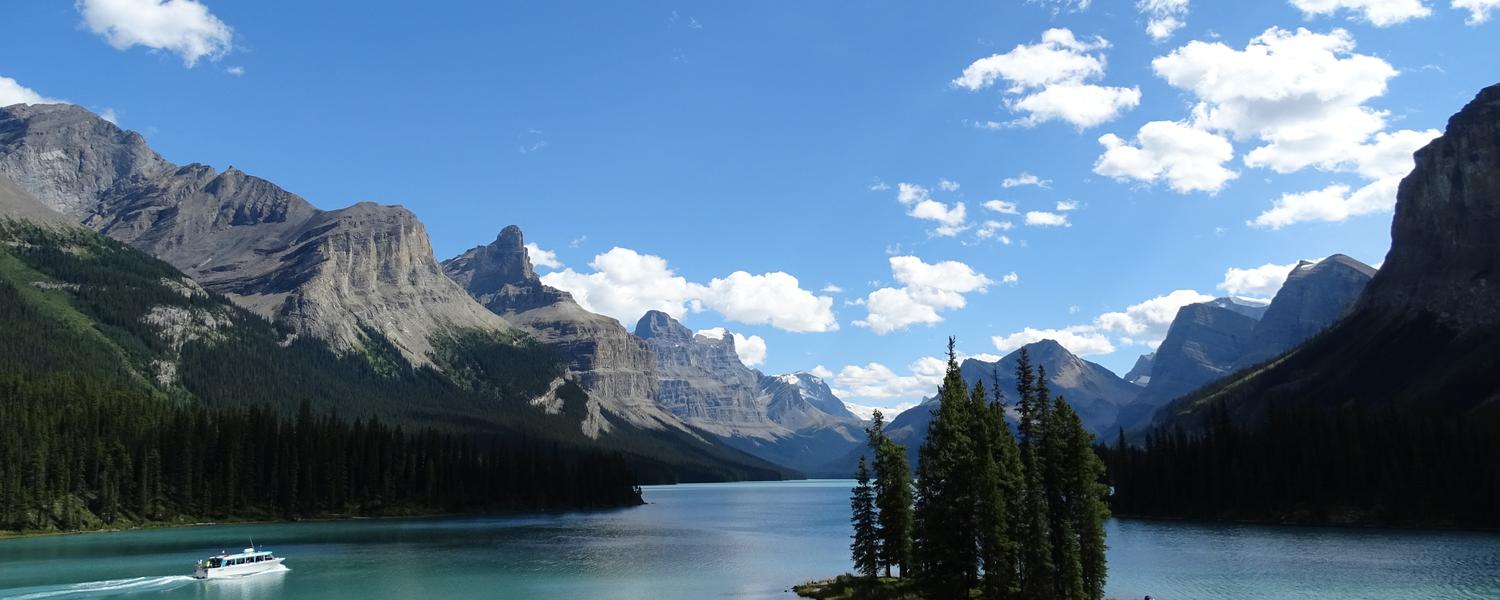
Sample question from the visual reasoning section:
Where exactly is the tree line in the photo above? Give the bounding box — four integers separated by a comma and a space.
1101, 400, 1500, 528
0, 373, 642, 533
849, 340, 1110, 599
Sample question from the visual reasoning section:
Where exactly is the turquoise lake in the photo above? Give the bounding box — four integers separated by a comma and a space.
2, 480, 1497, 599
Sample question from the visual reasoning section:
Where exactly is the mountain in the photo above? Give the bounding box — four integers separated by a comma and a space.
634, 310, 864, 474
1119, 258, 1376, 432
822, 339, 1137, 476
442, 225, 677, 438
1157, 83, 1500, 429
0, 103, 788, 484
0, 103, 509, 368
0, 173, 73, 228
1233, 255, 1376, 369
1118, 300, 1261, 431
1123, 352, 1154, 386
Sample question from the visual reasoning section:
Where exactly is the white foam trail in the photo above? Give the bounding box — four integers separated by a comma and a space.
0, 576, 195, 600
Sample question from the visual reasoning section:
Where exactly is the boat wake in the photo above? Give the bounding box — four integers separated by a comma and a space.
0, 576, 196, 600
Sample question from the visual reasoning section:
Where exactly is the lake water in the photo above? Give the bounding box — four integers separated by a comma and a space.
1, 480, 1497, 600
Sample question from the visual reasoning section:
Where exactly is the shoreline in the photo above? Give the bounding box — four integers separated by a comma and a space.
1110, 513, 1500, 534
0, 501, 647, 542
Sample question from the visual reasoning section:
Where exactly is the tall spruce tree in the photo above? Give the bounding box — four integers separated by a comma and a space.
977, 370, 1025, 600
1057, 398, 1110, 600
851, 456, 880, 578
1044, 396, 1085, 600
914, 338, 980, 597
869, 410, 914, 577
1015, 351, 1056, 599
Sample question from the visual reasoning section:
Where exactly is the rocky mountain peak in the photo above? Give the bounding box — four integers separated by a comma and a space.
0, 104, 171, 218
1362, 83, 1500, 327
635, 310, 693, 341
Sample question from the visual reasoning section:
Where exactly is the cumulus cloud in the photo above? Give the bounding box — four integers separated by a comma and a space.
77, 0, 234, 67
992, 326, 1117, 356
1093, 289, 1216, 342
1002, 172, 1051, 188
695, 328, 768, 367
829, 356, 947, 400
1250, 178, 1400, 229
1288, 0, 1432, 26
523, 242, 564, 270
1025, 211, 1071, 227
1219, 262, 1300, 297
1094, 120, 1238, 194
854, 256, 994, 334
1139, 0, 1190, 40
976, 220, 1015, 243
983, 200, 1020, 215
541, 247, 837, 332
700, 271, 840, 332
938, 178, 961, 191
952, 28, 1140, 128
897, 182, 969, 236
821, 284, 844, 294
0, 76, 62, 106
1453, 0, 1500, 23
810, 365, 835, 379
1056, 200, 1079, 212
1153, 28, 1398, 172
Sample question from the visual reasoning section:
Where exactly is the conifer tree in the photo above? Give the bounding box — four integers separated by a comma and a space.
914, 338, 980, 597
977, 371, 1025, 599
1057, 398, 1110, 600
868, 410, 914, 577
850, 456, 880, 578
1015, 351, 1055, 599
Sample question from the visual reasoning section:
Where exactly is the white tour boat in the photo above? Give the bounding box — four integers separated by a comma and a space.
192, 546, 286, 579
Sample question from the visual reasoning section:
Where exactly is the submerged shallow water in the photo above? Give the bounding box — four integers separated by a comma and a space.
1, 480, 1496, 599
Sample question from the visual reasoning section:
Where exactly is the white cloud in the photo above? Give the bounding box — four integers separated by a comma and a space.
1001, 272, 1020, 285
1153, 27, 1398, 173
695, 328, 768, 367
541, 247, 837, 332
1288, 0, 1432, 26
1094, 290, 1215, 338
700, 271, 840, 332
1056, 199, 1080, 211
869, 179, 891, 191
1348, 128, 1441, 180
854, 256, 994, 334
1219, 262, 1299, 297
830, 356, 947, 400
821, 284, 844, 294
225, 65, 243, 76
1002, 172, 1051, 188
897, 182, 969, 236
976, 220, 1015, 242
953, 28, 1140, 128
1025, 211, 1071, 227
77, 0, 234, 67
1453, 0, 1500, 23
524, 242, 564, 270
1095, 120, 1238, 194
0, 76, 63, 106
1139, 0, 1190, 40
938, 178, 961, 191
1249, 178, 1400, 229
983, 200, 1020, 215
542, 248, 700, 326
992, 326, 1117, 356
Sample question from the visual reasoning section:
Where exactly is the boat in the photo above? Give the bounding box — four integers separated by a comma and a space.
192, 546, 286, 579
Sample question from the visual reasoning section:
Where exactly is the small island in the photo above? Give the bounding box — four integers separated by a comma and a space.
798, 342, 1110, 600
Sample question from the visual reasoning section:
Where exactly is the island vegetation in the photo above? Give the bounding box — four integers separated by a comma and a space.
804, 341, 1110, 600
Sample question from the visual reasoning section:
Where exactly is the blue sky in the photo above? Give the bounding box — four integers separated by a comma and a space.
3, 0, 1498, 411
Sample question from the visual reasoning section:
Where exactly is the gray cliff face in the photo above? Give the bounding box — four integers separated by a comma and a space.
1361, 84, 1500, 327
0, 173, 75, 228
443, 226, 676, 437
1235, 255, 1375, 368
1122, 302, 1259, 429
0, 103, 511, 366
634, 311, 782, 439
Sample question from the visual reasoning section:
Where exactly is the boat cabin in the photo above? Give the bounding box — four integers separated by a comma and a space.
199, 548, 276, 569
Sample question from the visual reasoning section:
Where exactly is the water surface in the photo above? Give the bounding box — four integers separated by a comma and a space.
1, 480, 1496, 599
